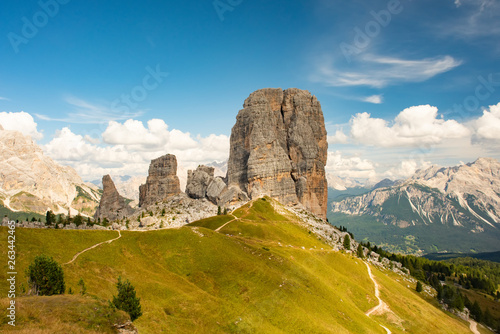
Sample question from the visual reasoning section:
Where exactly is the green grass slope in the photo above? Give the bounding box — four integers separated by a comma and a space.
0, 295, 130, 333
0, 197, 475, 333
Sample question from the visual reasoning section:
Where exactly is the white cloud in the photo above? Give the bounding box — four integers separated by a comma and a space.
350, 105, 470, 147
0, 111, 43, 140
328, 130, 348, 144
43, 120, 230, 181
311, 54, 462, 88
0, 97, 10, 101
384, 159, 432, 180
326, 151, 377, 180
474, 102, 500, 141
362, 95, 383, 104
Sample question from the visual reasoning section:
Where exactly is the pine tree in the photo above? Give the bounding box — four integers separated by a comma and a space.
74, 213, 83, 227
78, 278, 87, 295
45, 210, 55, 225
26, 255, 65, 296
112, 277, 142, 321
217, 206, 221, 215
416, 281, 423, 292
470, 300, 482, 322
356, 244, 364, 258
343, 234, 351, 250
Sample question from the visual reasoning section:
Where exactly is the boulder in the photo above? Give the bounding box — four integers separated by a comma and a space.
185, 165, 215, 199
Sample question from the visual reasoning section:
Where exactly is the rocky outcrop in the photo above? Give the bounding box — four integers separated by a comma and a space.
227, 88, 328, 218
185, 165, 215, 199
185, 165, 248, 207
94, 175, 134, 221
139, 154, 181, 208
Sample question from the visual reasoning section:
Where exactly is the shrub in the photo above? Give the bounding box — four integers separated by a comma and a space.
26, 255, 65, 296
112, 277, 142, 321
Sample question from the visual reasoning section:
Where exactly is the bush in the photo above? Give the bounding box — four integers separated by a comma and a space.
112, 277, 142, 321
26, 255, 65, 296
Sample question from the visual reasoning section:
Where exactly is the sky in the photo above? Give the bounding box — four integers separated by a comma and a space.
1, 0, 499, 184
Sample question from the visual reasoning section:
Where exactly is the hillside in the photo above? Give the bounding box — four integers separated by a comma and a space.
330, 158, 500, 254
0, 198, 478, 333
0, 127, 101, 217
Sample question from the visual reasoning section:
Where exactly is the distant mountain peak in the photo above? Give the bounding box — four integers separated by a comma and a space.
0, 127, 100, 216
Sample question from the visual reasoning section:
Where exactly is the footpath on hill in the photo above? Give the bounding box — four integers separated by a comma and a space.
364, 262, 392, 334
64, 230, 122, 265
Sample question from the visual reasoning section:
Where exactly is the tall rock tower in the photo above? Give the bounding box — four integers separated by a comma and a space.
94, 175, 134, 222
227, 88, 328, 218
139, 154, 181, 208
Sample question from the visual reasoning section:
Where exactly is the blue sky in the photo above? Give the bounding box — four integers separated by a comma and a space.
1, 0, 499, 183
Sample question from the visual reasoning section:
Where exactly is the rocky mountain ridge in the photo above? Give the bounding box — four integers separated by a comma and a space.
0, 125, 100, 216
332, 158, 500, 231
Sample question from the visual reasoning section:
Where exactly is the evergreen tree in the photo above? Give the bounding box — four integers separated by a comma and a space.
223, 207, 228, 215
217, 206, 221, 215
470, 300, 482, 322
74, 213, 83, 227
78, 278, 87, 295
112, 277, 142, 321
26, 255, 65, 296
343, 234, 351, 250
416, 281, 423, 293
45, 210, 55, 225
356, 244, 364, 258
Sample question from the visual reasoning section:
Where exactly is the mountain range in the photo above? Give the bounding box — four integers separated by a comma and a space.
330, 158, 500, 254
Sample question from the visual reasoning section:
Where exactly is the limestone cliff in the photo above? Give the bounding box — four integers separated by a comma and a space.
0, 126, 100, 215
139, 154, 181, 208
227, 88, 328, 218
94, 175, 134, 222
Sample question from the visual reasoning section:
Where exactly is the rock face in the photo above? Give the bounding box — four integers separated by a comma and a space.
185, 166, 215, 199
139, 154, 181, 208
94, 175, 134, 221
0, 126, 100, 215
227, 88, 328, 218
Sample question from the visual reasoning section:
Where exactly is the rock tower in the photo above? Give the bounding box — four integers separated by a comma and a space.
227, 88, 328, 218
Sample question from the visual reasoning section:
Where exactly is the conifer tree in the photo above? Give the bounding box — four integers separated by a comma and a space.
112, 277, 142, 321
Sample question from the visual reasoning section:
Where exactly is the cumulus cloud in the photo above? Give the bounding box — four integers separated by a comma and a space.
43, 119, 230, 181
384, 159, 432, 180
311, 54, 462, 88
326, 151, 377, 180
328, 130, 349, 144
0, 111, 43, 140
473, 102, 500, 141
350, 105, 470, 147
